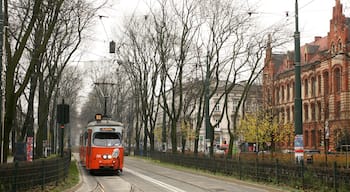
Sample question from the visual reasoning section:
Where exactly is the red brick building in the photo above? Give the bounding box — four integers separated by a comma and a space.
263, 0, 350, 152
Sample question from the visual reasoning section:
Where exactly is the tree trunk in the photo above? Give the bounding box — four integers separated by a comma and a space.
20, 75, 37, 142
3, 96, 16, 162
171, 121, 177, 153
194, 137, 199, 155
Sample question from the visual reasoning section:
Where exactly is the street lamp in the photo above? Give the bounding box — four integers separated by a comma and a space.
0, 0, 4, 163
294, 0, 304, 162
205, 52, 211, 156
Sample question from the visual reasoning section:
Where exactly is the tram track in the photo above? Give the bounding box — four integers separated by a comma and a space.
124, 158, 211, 191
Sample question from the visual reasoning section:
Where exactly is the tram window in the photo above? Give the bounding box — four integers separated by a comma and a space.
84, 132, 88, 146
93, 132, 121, 146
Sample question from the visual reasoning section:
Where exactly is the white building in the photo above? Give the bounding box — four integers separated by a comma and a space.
154, 80, 262, 153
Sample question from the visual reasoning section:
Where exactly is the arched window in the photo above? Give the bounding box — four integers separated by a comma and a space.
287, 83, 290, 101
317, 102, 322, 121
334, 68, 341, 94
286, 107, 290, 122
324, 71, 329, 96
304, 78, 308, 98
304, 103, 309, 121
311, 103, 316, 121
311, 76, 316, 97
317, 75, 322, 96
338, 39, 342, 52
331, 43, 336, 54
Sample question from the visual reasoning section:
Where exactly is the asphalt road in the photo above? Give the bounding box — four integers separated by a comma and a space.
72, 154, 287, 192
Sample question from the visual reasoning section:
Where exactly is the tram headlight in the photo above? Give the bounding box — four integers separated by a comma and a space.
102, 154, 113, 160
112, 148, 120, 158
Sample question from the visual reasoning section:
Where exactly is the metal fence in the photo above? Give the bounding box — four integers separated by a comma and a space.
142, 152, 350, 192
0, 152, 71, 192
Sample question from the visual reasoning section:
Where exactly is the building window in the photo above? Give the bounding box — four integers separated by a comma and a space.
287, 83, 290, 101
311, 103, 316, 121
267, 89, 272, 105
215, 119, 220, 129
331, 43, 335, 54
317, 102, 322, 121
292, 81, 295, 98
281, 85, 284, 102
311, 130, 316, 147
334, 68, 341, 94
304, 103, 309, 121
318, 130, 322, 147
325, 102, 329, 120
287, 107, 290, 122
281, 108, 285, 124
338, 40, 342, 52
214, 103, 220, 111
318, 75, 322, 96
324, 72, 329, 96
276, 87, 280, 104
304, 79, 308, 98
311, 77, 316, 97
305, 130, 309, 147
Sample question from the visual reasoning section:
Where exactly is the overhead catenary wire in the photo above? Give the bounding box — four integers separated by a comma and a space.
98, 15, 110, 42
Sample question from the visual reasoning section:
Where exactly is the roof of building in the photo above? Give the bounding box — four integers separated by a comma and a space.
270, 0, 349, 76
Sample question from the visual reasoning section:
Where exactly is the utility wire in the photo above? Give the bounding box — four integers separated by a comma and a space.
99, 15, 110, 41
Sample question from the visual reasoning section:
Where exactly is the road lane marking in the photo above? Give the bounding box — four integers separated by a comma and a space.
124, 168, 186, 192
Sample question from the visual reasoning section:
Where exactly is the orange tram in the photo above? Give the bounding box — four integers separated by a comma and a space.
79, 114, 124, 174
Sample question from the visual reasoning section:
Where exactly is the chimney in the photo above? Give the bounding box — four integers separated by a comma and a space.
314, 36, 322, 42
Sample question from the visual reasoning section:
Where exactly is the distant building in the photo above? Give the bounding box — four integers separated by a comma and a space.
155, 80, 262, 153
263, 0, 350, 152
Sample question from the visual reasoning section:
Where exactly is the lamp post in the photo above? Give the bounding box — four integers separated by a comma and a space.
0, 0, 4, 163
205, 52, 211, 156
294, 0, 304, 162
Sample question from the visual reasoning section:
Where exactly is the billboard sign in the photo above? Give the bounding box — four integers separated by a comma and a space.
294, 134, 304, 162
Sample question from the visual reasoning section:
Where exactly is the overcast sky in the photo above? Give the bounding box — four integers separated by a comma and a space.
84, 0, 347, 61
76, 0, 347, 105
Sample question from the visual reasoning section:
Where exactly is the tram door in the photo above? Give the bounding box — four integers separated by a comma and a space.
87, 129, 92, 168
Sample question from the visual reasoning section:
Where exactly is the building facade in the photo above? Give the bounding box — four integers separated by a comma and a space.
263, 0, 350, 152
154, 80, 262, 153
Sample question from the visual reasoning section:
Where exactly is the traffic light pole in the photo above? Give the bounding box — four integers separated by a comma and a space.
60, 124, 64, 157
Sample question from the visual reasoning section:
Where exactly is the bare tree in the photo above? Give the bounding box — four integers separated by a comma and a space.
2, 0, 102, 161
111, 0, 291, 157
3, 0, 43, 162
189, 0, 291, 157
35, 0, 99, 158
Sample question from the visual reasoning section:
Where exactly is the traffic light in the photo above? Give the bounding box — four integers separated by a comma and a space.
57, 104, 69, 124
109, 40, 116, 53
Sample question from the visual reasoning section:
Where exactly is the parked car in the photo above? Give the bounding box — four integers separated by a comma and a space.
304, 149, 320, 164
214, 148, 225, 155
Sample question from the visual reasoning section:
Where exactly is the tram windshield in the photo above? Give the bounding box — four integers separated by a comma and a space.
93, 132, 121, 146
